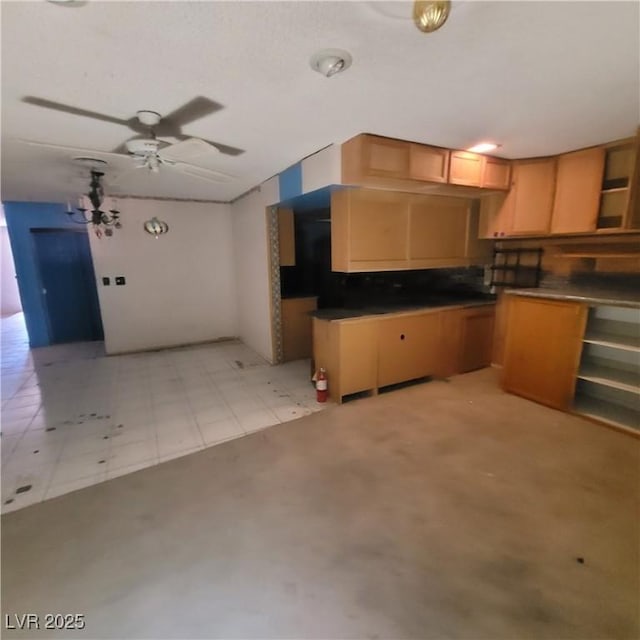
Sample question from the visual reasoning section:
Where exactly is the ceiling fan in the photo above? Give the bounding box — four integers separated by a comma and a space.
19, 96, 243, 184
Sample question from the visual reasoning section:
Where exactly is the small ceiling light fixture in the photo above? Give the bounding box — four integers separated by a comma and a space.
413, 1, 451, 33
467, 142, 500, 154
310, 49, 352, 78
143, 217, 169, 239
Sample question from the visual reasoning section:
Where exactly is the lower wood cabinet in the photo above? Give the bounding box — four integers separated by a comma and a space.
502, 296, 587, 410
313, 304, 495, 403
377, 313, 441, 387
281, 297, 317, 362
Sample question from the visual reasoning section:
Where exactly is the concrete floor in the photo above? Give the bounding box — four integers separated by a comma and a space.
2, 368, 638, 639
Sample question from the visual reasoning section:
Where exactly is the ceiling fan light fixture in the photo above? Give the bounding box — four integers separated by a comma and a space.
310, 49, 352, 78
413, 1, 451, 33
143, 217, 169, 239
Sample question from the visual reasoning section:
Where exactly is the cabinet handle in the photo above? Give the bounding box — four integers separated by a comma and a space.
493, 232, 498, 237
400, 334, 405, 340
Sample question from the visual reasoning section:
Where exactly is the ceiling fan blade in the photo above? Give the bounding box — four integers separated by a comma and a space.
159, 138, 219, 162
162, 97, 222, 128
171, 161, 235, 183
18, 139, 130, 162
174, 134, 245, 157
22, 97, 130, 126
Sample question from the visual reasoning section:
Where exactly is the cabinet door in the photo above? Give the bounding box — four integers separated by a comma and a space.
278, 208, 295, 266
510, 158, 557, 235
482, 157, 512, 190
361, 135, 411, 179
281, 297, 317, 362
409, 196, 469, 266
377, 313, 441, 387
478, 191, 515, 238
338, 321, 378, 397
347, 189, 409, 268
409, 144, 449, 183
502, 297, 587, 410
449, 151, 483, 187
459, 307, 495, 373
550, 147, 605, 234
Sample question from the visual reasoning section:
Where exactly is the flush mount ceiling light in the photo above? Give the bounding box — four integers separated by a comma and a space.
413, 1, 451, 33
143, 217, 169, 239
467, 142, 500, 153
310, 49, 352, 78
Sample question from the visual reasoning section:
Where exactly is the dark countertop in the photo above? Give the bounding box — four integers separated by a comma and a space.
505, 288, 640, 309
310, 296, 496, 321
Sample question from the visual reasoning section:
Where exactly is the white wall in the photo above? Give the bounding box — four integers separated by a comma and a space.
1, 225, 22, 316
88, 198, 237, 355
301, 144, 341, 193
231, 177, 279, 363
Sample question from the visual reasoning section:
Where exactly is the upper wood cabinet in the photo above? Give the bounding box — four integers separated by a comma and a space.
409, 143, 449, 183
510, 158, 557, 235
482, 157, 512, 190
278, 208, 296, 266
331, 188, 491, 273
449, 151, 484, 187
550, 147, 605, 235
342, 134, 410, 182
408, 195, 470, 268
478, 158, 556, 238
449, 152, 512, 190
342, 134, 510, 192
502, 296, 587, 411
332, 188, 409, 272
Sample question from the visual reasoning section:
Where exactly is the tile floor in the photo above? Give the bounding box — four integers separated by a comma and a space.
1, 313, 327, 513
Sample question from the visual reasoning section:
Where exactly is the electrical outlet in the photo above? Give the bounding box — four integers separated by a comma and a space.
115, 276, 126, 286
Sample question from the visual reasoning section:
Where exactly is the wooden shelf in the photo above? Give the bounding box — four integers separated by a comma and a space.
559, 252, 639, 258
601, 186, 630, 195
574, 393, 639, 433
583, 331, 640, 352
577, 363, 639, 394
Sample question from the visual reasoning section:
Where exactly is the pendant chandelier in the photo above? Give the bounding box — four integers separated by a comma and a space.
66, 170, 122, 237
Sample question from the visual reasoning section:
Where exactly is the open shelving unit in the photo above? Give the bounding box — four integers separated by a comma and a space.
573, 305, 639, 433
596, 141, 637, 230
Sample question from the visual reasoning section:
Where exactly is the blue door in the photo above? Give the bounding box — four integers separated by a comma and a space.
31, 229, 104, 344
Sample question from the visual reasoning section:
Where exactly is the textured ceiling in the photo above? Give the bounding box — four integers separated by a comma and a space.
1, 1, 639, 203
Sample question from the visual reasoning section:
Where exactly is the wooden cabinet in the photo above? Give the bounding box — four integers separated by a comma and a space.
312, 317, 378, 400
449, 151, 484, 187
482, 157, 512, 190
596, 137, 640, 231
377, 313, 441, 387
408, 195, 471, 268
342, 134, 510, 193
313, 303, 496, 402
550, 147, 605, 235
409, 143, 449, 183
332, 188, 491, 273
281, 297, 317, 362
342, 134, 411, 182
502, 296, 587, 411
479, 158, 556, 238
449, 152, 512, 190
437, 306, 496, 377
458, 306, 496, 373
510, 158, 557, 235
278, 208, 295, 266
331, 188, 409, 271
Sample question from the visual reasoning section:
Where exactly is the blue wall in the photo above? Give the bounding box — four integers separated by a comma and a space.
278, 162, 303, 201
3, 201, 90, 347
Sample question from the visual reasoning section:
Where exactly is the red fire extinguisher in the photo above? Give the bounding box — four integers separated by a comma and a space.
316, 367, 328, 403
